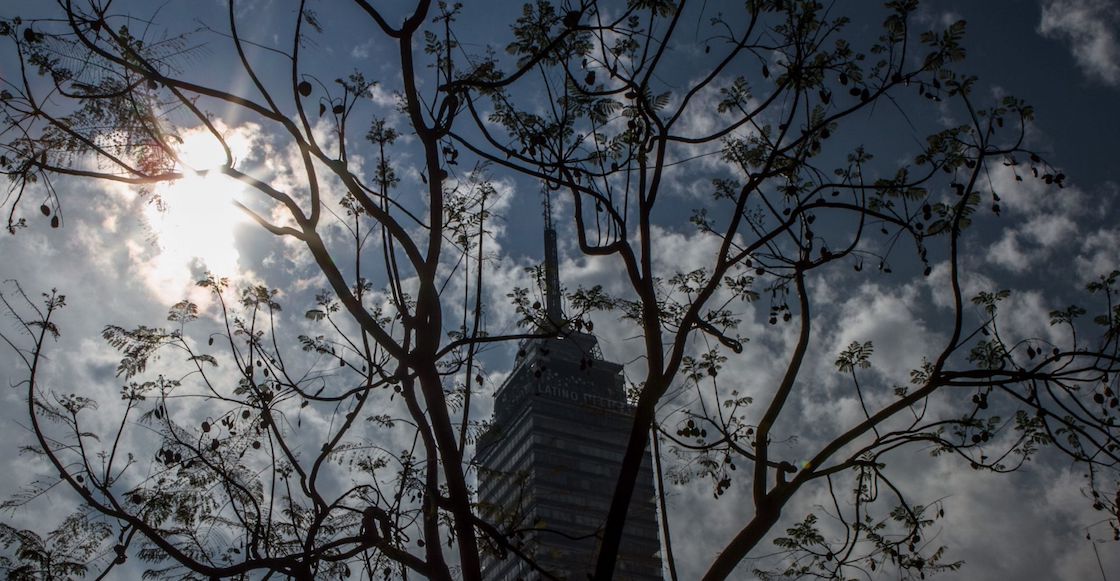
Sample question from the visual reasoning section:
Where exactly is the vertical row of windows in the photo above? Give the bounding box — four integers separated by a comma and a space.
478, 336, 662, 580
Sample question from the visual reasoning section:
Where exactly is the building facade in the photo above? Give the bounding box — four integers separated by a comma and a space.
475, 208, 662, 580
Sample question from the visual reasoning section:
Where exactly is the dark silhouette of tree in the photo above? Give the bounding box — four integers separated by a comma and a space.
0, 2, 559, 579
0, 1, 1117, 580
448, 0, 1120, 578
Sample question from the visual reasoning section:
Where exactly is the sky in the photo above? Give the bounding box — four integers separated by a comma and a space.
1, 0, 1119, 579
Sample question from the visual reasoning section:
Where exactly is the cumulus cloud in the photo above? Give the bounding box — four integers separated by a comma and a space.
1038, 0, 1120, 86
987, 229, 1032, 272
350, 39, 374, 59
976, 155, 1119, 288
1076, 226, 1120, 278
368, 83, 403, 110
982, 161, 1092, 276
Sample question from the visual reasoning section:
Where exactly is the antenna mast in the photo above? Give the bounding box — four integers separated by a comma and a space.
542, 186, 563, 326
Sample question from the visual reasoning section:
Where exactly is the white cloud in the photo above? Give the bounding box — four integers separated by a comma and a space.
1023, 213, 1077, 246
987, 229, 1031, 272
1039, 0, 1120, 86
884, 456, 1120, 580
368, 83, 403, 109
1001, 289, 1066, 345
981, 162, 1090, 275
1075, 227, 1120, 280
350, 39, 374, 59
831, 281, 938, 382
913, 7, 963, 29
925, 260, 995, 312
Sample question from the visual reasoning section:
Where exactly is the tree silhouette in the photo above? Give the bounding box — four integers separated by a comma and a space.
450, 0, 1120, 578
0, 2, 543, 579
0, 1, 1118, 580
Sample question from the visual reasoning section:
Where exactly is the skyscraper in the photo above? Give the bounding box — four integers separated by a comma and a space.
475, 198, 663, 580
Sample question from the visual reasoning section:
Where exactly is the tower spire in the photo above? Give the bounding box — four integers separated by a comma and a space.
542, 187, 563, 326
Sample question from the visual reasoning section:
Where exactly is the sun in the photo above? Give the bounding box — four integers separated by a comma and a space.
139, 128, 253, 302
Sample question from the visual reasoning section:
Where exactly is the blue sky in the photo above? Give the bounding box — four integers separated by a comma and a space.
1, 1, 1119, 579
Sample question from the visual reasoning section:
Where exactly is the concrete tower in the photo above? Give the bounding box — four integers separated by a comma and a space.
475, 193, 662, 580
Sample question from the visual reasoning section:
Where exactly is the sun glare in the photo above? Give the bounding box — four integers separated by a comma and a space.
140, 129, 252, 302
176, 129, 239, 171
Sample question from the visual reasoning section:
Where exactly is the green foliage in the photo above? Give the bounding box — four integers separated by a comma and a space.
773, 513, 826, 550
966, 339, 1006, 370
0, 512, 112, 580
1049, 304, 1086, 327
101, 325, 174, 379
166, 300, 198, 324
836, 340, 874, 372
971, 289, 1010, 317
